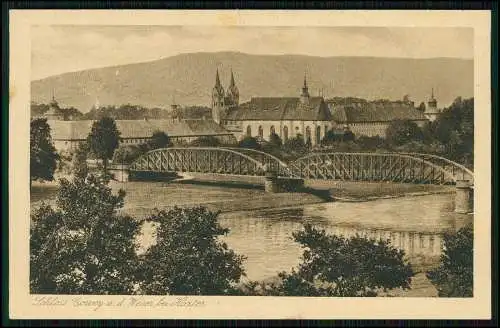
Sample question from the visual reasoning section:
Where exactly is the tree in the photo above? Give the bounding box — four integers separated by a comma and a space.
246, 224, 413, 296
283, 134, 308, 154
71, 142, 89, 179
426, 224, 473, 297
268, 132, 283, 148
147, 130, 172, 150
385, 119, 424, 147
321, 130, 343, 145
343, 129, 355, 142
30, 118, 59, 187
59, 106, 83, 120
238, 136, 261, 150
30, 102, 50, 117
417, 102, 426, 112
356, 136, 386, 150
430, 97, 474, 165
138, 206, 246, 295
30, 174, 141, 294
87, 116, 121, 173
189, 136, 222, 147
112, 145, 146, 165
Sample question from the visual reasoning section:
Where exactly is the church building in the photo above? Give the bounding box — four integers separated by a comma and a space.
211, 69, 333, 146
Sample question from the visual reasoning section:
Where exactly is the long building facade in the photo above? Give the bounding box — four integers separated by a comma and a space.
47, 118, 236, 153
326, 98, 429, 138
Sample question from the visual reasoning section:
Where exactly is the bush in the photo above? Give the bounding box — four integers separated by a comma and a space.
238, 136, 261, 150
426, 224, 473, 297
30, 175, 140, 294
138, 207, 246, 295
244, 224, 414, 296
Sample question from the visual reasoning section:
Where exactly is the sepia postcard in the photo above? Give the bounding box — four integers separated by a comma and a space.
9, 10, 492, 319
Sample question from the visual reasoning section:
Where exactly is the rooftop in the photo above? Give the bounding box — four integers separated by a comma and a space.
330, 102, 428, 123
223, 96, 332, 121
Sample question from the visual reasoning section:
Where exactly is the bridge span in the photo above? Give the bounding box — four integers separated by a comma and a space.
127, 147, 473, 186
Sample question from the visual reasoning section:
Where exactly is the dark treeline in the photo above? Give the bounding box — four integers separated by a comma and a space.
31, 102, 84, 120
319, 97, 474, 167
83, 104, 169, 120
31, 102, 212, 121
171, 106, 212, 120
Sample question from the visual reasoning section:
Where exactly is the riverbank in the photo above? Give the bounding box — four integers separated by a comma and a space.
305, 180, 455, 202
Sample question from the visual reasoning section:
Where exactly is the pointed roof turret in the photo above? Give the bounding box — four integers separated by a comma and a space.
213, 68, 224, 96
229, 68, 236, 87
215, 68, 222, 87
49, 88, 58, 107
227, 68, 239, 96
301, 71, 310, 101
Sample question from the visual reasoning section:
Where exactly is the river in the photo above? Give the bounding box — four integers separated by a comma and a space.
216, 193, 472, 282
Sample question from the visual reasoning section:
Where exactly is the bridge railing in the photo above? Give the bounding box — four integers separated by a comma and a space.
289, 152, 467, 185
220, 147, 298, 178
393, 152, 474, 184
129, 147, 274, 177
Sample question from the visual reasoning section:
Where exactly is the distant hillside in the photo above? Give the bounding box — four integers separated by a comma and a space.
31, 52, 473, 113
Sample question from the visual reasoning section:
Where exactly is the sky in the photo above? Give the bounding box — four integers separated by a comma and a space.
31, 25, 474, 81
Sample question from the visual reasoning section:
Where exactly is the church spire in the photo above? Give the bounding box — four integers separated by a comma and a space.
215, 68, 222, 88
229, 68, 236, 87
300, 71, 310, 104
226, 68, 239, 108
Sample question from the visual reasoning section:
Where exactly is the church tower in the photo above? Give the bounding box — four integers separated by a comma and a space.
424, 88, 441, 122
225, 69, 239, 108
211, 68, 225, 124
427, 88, 438, 112
300, 73, 310, 105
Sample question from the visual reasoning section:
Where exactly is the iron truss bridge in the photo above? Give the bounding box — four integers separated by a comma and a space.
129, 147, 294, 178
129, 148, 473, 185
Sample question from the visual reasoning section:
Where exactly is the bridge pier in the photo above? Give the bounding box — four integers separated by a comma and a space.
264, 171, 279, 193
455, 180, 473, 214
108, 166, 130, 182
265, 171, 305, 193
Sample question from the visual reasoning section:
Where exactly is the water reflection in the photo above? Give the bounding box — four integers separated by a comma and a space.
218, 194, 472, 281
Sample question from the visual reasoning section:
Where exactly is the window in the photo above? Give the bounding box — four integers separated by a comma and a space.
246, 125, 252, 137
270, 125, 275, 136
305, 126, 312, 143
258, 126, 263, 138
283, 126, 289, 142
316, 126, 321, 144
